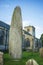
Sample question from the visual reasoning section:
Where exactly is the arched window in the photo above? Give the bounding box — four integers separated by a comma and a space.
26, 38, 30, 47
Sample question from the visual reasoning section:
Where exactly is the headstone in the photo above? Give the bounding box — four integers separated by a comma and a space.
39, 47, 43, 58
26, 59, 39, 65
0, 52, 3, 65
9, 6, 23, 59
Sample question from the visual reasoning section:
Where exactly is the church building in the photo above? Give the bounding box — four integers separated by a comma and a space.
0, 21, 42, 51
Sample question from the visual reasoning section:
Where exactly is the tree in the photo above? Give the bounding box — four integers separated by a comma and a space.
40, 34, 43, 47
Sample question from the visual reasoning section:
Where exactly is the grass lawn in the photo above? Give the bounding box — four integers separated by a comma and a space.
4, 51, 43, 65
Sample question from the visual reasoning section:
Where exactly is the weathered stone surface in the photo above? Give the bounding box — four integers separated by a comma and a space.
26, 59, 39, 65
0, 52, 3, 65
9, 6, 23, 59
39, 48, 43, 57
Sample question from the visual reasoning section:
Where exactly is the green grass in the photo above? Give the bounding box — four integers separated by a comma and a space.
4, 51, 43, 65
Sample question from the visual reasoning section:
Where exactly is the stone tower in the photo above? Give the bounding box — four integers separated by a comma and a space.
24, 26, 35, 37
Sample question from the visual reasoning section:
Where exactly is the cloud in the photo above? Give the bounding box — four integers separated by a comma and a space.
23, 20, 32, 28
34, 26, 43, 38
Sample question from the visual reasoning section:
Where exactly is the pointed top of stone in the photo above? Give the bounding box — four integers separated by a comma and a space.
14, 6, 21, 11
14, 6, 21, 16
11, 6, 22, 27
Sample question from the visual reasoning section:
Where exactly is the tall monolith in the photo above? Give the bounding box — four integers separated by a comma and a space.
9, 6, 23, 59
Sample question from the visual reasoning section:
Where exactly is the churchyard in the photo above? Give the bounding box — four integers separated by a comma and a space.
4, 51, 43, 65
0, 6, 43, 65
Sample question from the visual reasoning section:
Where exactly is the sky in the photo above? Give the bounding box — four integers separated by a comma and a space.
0, 0, 43, 38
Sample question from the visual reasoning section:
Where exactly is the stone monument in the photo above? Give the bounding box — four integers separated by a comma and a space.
9, 6, 23, 59
39, 47, 43, 58
26, 59, 39, 65
0, 52, 3, 65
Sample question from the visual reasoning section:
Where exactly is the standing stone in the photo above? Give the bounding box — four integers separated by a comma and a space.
0, 52, 3, 65
9, 6, 23, 59
39, 48, 43, 58
26, 59, 39, 65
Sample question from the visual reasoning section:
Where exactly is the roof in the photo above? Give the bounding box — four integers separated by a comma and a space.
24, 25, 35, 29
23, 30, 32, 36
0, 21, 10, 30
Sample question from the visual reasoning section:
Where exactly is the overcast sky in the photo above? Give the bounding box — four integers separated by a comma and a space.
0, 0, 43, 38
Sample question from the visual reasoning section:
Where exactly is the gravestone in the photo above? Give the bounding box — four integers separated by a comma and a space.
26, 59, 39, 65
9, 6, 23, 59
39, 48, 43, 58
0, 52, 3, 65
